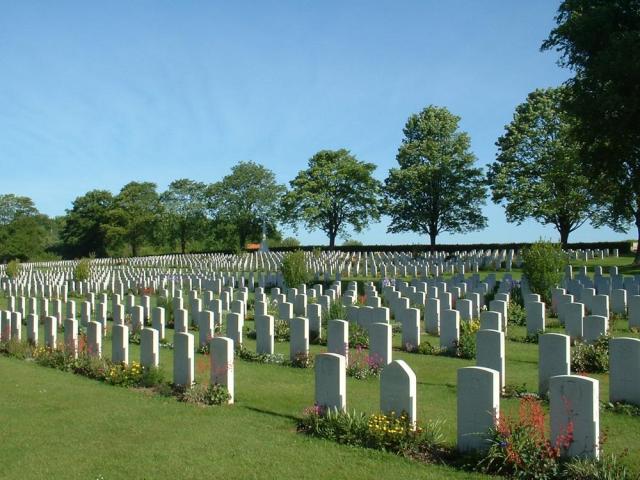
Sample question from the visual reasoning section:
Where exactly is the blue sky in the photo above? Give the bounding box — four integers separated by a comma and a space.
0, 0, 630, 245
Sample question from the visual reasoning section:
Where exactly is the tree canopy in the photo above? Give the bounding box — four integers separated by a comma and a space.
543, 0, 640, 261
207, 161, 285, 249
160, 179, 207, 254
281, 149, 382, 247
487, 87, 594, 246
105, 182, 162, 257
384, 105, 487, 248
0, 194, 38, 225
61, 190, 114, 258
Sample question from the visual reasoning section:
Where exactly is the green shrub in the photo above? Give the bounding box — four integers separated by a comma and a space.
342, 239, 363, 246
603, 401, 640, 417
74, 258, 91, 281
179, 383, 231, 405
105, 361, 143, 386
508, 302, 527, 327
411, 341, 443, 356
521, 241, 567, 304
274, 319, 290, 342
453, 320, 478, 359
6, 259, 20, 279
327, 302, 346, 320
281, 250, 309, 288
561, 453, 631, 479
235, 344, 286, 364
349, 325, 369, 348
0, 338, 31, 358
481, 396, 564, 478
285, 351, 314, 368
346, 345, 383, 379
571, 336, 609, 373
279, 237, 301, 248
297, 407, 447, 463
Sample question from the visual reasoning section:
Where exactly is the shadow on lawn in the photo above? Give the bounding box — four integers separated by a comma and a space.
242, 405, 300, 422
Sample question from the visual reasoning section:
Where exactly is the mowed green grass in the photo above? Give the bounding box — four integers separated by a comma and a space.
1, 255, 640, 479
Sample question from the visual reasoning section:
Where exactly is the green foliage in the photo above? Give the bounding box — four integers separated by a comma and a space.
561, 454, 631, 480
0, 194, 38, 225
274, 319, 290, 342
543, 1, 640, 261
235, 345, 286, 364
508, 302, 527, 327
105, 361, 145, 387
571, 336, 610, 373
411, 341, 443, 356
487, 87, 594, 245
104, 181, 163, 257
277, 237, 301, 248
281, 149, 382, 247
179, 383, 231, 405
326, 302, 346, 320
342, 239, 363, 246
297, 408, 447, 463
74, 258, 91, 281
207, 161, 285, 249
6, 259, 20, 279
346, 345, 383, 379
481, 396, 565, 478
521, 240, 567, 303
60, 190, 113, 258
349, 325, 369, 349
0, 213, 60, 262
384, 105, 487, 247
286, 351, 314, 369
160, 179, 208, 254
280, 250, 309, 288
603, 401, 640, 417
454, 319, 478, 359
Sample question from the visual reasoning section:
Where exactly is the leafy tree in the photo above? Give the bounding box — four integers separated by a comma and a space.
74, 258, 91, 281
0, 214, 57, 262
61, 190, 114, 258
106, 182, 162, 257
542, 0, 640, 261
522, 240, 567, 304
160, 179, 208, 254
384, 106, 487, 248
207, 161, 285, 249
487, 87, 594, 247
6, 259, 20, 279
281, 149, 382, 248
0, 194, 38, 225
280, 250, 309, 287
272, 237, 300, 248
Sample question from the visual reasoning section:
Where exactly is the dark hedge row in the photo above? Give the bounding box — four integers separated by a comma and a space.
265, 240, 633, 254
129, 240, 633, 259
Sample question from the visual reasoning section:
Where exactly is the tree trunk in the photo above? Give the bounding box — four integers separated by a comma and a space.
131, 241, 138, 257
329, 232, 336, 249
180, 237, 186, 254
429, 231, 437, 253
559, 225, 570, 249
634, 209, 640, 265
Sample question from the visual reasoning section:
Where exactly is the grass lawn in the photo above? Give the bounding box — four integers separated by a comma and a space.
1, 255, 640, 478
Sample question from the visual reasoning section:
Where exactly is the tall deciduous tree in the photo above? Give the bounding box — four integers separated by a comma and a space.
160, 179, 207, 254
542, 0, 640, 261
207, 161, 285, 249
487, 87, 593, 246
106, 182, 162, 257
281, 149, 382, 248
0, 194, 38, 225
61, 190, 114, 258
384, 106, 487, 248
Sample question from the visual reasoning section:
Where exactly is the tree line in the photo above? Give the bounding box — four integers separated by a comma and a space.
1, 1, 638, 262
